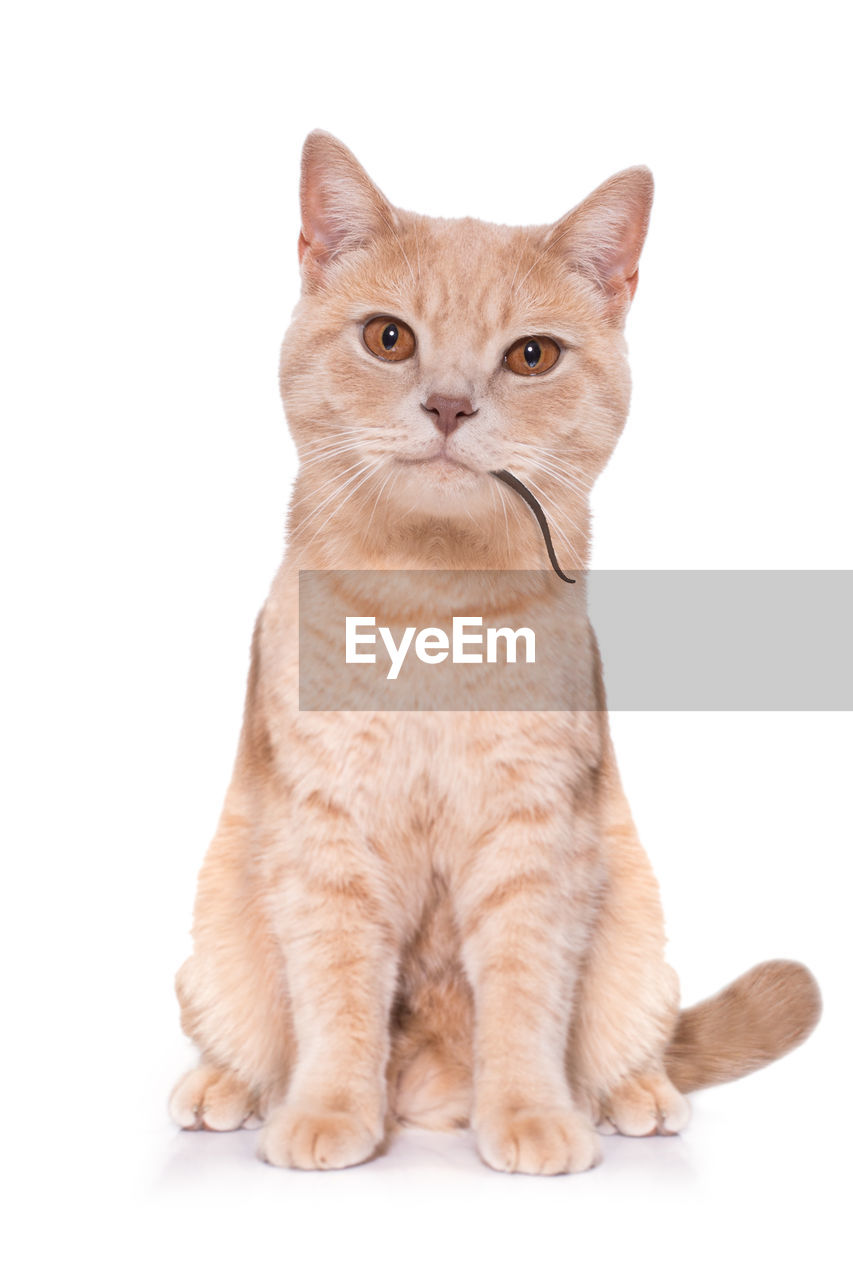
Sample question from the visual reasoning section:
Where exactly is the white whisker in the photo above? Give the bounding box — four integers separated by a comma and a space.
507, 229, 534, 298
377, 210, 416, 289
298, 464, 382, 555
520, 456, 590, 509
500, 466, 586, 570
297, 429, 367, 463
509, 441, 596, 499
362, 466, 396, 547
288, 458, 373, 540
512, 216, 586, 300
413, 222, 422, 283
495, 477, 513, 564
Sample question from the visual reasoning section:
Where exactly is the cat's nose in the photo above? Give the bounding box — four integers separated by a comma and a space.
421, 394, 478, 437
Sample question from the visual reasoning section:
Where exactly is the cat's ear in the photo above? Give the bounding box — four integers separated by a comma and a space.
546, 167, 654, 320
298, 131, 395, 289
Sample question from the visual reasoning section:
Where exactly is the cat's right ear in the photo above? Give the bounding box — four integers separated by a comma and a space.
298, 131, 395, 290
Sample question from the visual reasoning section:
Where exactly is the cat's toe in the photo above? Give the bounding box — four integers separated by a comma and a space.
602, 1072, 690, 1137
169, 1065, 261, 1132
258, 1104, 384, 1170
475, 1105, 601, 1176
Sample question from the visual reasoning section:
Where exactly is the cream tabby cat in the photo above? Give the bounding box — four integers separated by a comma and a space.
170, 132, 820, 1174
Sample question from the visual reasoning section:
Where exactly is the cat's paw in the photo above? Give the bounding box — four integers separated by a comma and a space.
258, 1103, 384, 1170
169, 1064, 263, 1132
599, 1072, 690, 1137
475, 1105, 601, 1175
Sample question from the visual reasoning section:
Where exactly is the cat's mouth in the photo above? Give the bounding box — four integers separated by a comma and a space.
394, 450, 479, 476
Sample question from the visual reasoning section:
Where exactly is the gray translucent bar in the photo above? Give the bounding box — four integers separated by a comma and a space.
589, 571, 851, 710
298, 570, 852, 711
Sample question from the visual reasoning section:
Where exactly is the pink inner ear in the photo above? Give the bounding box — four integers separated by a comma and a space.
297, 132, 396, 283
585, 199, 650, 297
548, 167, 653, 314
301, 172, 343, 259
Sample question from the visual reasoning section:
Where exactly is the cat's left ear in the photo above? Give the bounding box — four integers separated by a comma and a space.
298, 131, 396, 290
546, 167, 654, 321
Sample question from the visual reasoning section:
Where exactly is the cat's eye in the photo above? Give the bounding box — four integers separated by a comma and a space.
362, 316, 416, 363
503, 335, 561, 377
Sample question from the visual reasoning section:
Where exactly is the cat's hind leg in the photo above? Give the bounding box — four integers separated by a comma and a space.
389, 894, 474, 1132
169, 1061, 264, 1131
596, 1072, 690, 1136
170, 772, 294, 1128
568, 750, 688, 1136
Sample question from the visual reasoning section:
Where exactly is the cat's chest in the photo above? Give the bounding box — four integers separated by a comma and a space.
291, 709, 600, 842
263, 567, 603, 847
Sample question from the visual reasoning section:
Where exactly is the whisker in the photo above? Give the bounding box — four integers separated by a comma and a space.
413, 221, 422, 282
509, 438, 594, 476
495, 477, 514, 564
297, 448, 361, 471
525, 444, 598, 486
299, 464, 383, 554
297, 430, 367, 463
377, 210, 417, 289
507, 229, 534, 298
362, 465, 396, 547
288, 459, 373, 540
509, 443, 595, 499
518, 455, 591, 508
512, 215, 589, 300
499, 467, 585, 570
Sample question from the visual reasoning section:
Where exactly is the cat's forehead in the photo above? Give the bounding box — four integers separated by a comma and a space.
341, 212, 578, 343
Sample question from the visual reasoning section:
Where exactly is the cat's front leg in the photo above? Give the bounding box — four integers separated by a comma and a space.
456, 817, 602, 1176
258, 809, 399, 1171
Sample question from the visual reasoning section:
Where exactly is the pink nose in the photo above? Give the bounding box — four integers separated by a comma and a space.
422, 394, 477, 437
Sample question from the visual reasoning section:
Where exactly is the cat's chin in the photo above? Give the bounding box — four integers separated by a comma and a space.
395, 454, 479, 480
390, 454, 491, 518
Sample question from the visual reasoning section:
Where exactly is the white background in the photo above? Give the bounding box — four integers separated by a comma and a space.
2, 2, 850, 1277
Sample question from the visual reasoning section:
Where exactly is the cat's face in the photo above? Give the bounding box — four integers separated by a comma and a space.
280, 133, 652, 556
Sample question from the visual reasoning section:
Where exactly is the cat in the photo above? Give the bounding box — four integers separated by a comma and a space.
169, 131, 821, 1174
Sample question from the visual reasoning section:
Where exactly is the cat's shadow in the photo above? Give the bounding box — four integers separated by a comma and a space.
597, 1131, 698, 1185
154, 1122, 698, 1190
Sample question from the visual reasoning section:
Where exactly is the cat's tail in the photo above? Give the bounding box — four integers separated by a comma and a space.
664, 959, 821, 1093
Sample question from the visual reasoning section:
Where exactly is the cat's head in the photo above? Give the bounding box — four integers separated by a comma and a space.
280, 132, 652, 569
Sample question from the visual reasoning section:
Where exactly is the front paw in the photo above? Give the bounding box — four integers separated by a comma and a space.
475, 1103, 601, 1175
258, 1103, 384, 1171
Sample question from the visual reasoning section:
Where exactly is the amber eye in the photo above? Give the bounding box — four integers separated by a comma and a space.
503, 335, 561, 376
362, 316, 416, 362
